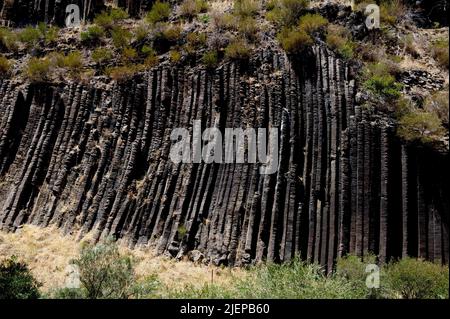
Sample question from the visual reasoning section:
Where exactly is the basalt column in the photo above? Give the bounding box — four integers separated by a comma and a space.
0, 46, 448, 269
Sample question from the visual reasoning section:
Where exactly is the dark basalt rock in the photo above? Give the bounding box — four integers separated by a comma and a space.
0, 47, 448, 270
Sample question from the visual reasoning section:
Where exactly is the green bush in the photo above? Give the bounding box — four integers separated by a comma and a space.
0, 55, 11, 77
122, 47, 138, 63
234, 0, 260, 18
202, 50, 219, 68
24, 57, 52, 82
0, 257, 41, 299
169, 49, 182, 63
424, 89, 449, 125
380, 0, 406, 26
180, 0, 209, 19
266, 0, 310, 26
92, 47, 113, 65
146, 1, 171, 24
397, 110, 446, 144
38, 23, 59, 44
52, 287, 86, 299
225, 39, 251, 60
81, 25, 105, 43
431, 38, 449, 69
365, 74, 402, 100
18, 26, 41, 47
111, 26, 132, 48
298, 13, 328, 35
0, 27, 18, 51
134, 23, 150, 42
237, 16, 259, 40
326, 24, 355, 59
72, 238, 136, 299
336, 255, 383, 298
94, 8, 129, 30
277, 27, 313, 54
385, 258, 449, 299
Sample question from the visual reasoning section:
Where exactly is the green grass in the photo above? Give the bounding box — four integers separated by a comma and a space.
160, 256, 448, 299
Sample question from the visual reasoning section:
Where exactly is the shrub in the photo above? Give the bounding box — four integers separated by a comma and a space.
0, 257, 41, 299
109, 8, 129, 21
94, 8, 129, 30
225, 39, 251, 60
424, 89, 449, 125
107, 64, 144, 81
186, 32, 207, 47
146, 1, 171, 24
336, 255, 383, 298
169, 50, 182, 63
385, 258, 449, 299
237, 16, 259, 40
211, 12, 236, 30
326, 24, 355, 59
0, 55, 11, 77
122, 47, 138, 63
72, 238, 136, 299
0, 27, 18, 51
81, 25, 105, 43
160, 25, 182, 42
92, 47, 113, 65
141, 45, 156, 57
380, 0, 406, 26
111, 26, 132, 48
431, 38, 449, 69
267, 0, 310, 26
202, 50, 218, 68
365, 74, 402, 100
234, 0, 260, 18
37, 23, 59, 44
62, 51, 83, 72
277, 27, 313, 54
134, 23, 150, 42
94, 12, 113, 29
18, 26, 41, 47
179, 0, 209, 19
24, 57, 52, 82
397, 110, 446, 144
400, 34, 418, 57
298, 13, 328, 35
363, 61, 403, 100
52, 287, 86, 299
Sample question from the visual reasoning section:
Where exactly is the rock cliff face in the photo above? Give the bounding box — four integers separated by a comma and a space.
1, 46, 448, 269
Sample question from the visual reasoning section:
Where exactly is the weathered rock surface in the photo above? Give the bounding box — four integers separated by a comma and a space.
0, 47, 448, 270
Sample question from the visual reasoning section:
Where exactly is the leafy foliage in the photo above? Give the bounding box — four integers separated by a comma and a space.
225, 39, 251, 60
266, 0, 310, 26
202, 50, 219, 68
326, 24, 355, 59
72, 238, 136, 299
81, 25, 105, 43
277, 27, 312, 54
0, 256, 41, 299
397, 110, 445, 144
24, 57, 52, 82
385, 258, 449, 299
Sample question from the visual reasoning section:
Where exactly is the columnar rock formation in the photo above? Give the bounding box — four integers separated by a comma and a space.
0, 47, 448, 270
